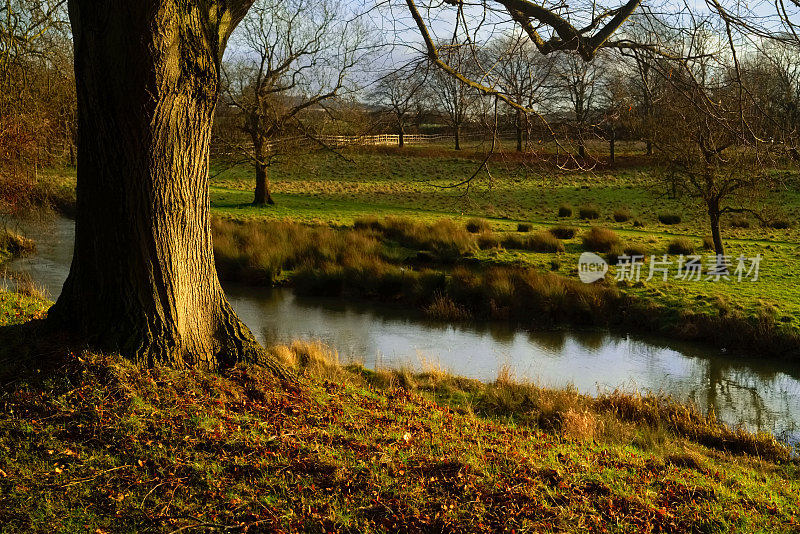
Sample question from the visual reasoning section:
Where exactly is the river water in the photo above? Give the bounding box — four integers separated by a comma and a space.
5, 216, 800, 443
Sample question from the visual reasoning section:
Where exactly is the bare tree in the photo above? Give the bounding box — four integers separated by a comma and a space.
0, 0, 73, 171
427, 44, 478, 150
404, 0, 647, 117
371, 63, 428, 148
554, 52, 605, 158
220, 0, 370, 206
487, 31, 555, 151
649, 18, 780, 257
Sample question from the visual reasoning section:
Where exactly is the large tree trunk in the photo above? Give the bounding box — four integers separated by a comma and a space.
398, 124, 405, 148
50, 0, 264, 370
515, 110, 523, 152
454, 124, 461, 151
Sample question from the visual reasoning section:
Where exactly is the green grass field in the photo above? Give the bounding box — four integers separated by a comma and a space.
208, 147, 800, 337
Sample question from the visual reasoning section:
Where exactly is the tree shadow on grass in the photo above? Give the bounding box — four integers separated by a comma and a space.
0, 319, 74, 384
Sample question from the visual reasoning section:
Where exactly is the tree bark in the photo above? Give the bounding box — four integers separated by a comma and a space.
398, 124, 405, 148
515, 109, 523, 152
253, 163, 274, 206
454, 124, 461, 151
708, 201, 725, 256
646, 139, 653, 156
51, 0, 265, 370
252, 138, 274, 206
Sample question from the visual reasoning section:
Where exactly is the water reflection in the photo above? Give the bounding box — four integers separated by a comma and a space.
4, 216, 800, 443
226, 284, 800, 443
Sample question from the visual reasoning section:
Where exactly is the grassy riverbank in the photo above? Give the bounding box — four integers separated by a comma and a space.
0, 293, 800, 532
0, 295, 797, 532
211, 216, 800, 358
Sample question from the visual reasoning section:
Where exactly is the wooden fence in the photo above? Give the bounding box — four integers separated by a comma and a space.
260, 132, 499, 151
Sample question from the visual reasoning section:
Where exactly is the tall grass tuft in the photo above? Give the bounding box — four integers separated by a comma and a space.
465, 218, 491, 234
501, 231, 564, 252
581, 227, 620, 252
0, 230, 35, 258
548, 226, 577, 240
579, 204, 601, 220
667, 237, 695, 255
613, 208, 632, 222
658, 213, 682, 225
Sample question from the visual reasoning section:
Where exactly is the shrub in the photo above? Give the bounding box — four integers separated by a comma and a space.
658, 213, 682, 225
548, 226, 577, 239
633, 219, 644, 228
613, 208, 632, 222
767, 218, 791, 229
623, 244, 647, 258
526, 231, 565, 253
466, 218, 491, 233
582, 227, 620, 253
477, 232, 502, 250
667, 237, 695, 255
558, 204, 573, 217
517, 223, 532, 232
729, 215, 750, 228
702, 236, 715, 250
579, 204, 601, 220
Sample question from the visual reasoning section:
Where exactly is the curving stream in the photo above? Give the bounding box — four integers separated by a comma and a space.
4, 216, 800, 444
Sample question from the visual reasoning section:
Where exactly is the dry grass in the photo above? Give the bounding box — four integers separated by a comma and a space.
667, 237, 695, 255
354, 215, 476, 261
0, 229, 35, 258
579, 204, 601, 220
658, 213, 683, 225
213, 218, 384, 284
548, 225, 578, 239
582, 227, 621, 252
424, 294, 471, 321
501, 231, 564, 252
613, 208, 632, 222
465, 217, 492, 234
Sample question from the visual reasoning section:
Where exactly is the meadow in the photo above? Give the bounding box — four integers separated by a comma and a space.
203, 144, 800, 354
